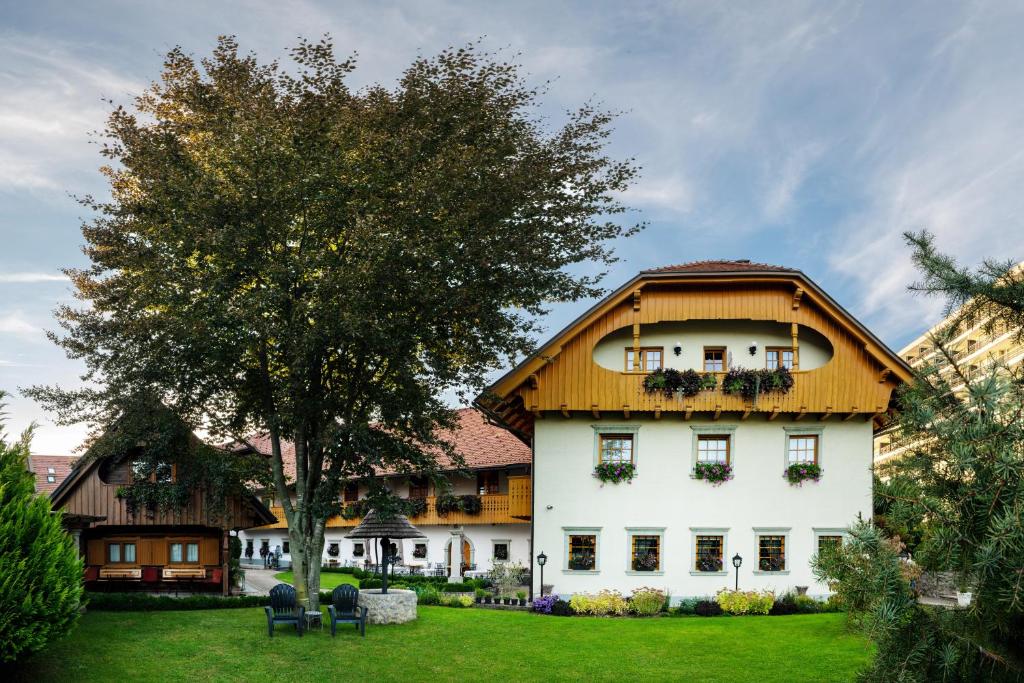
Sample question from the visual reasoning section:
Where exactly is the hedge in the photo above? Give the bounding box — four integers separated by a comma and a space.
85, 591, 337, 611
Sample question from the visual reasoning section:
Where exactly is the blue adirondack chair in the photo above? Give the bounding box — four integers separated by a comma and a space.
327, 584, 368, 637
264, 583, 305, 637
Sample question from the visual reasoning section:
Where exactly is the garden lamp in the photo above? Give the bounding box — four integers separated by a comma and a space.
537, 551, 548, 597
732, 553, 742, 591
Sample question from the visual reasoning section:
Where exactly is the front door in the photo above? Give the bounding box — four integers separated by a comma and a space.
462, 540, 471, 574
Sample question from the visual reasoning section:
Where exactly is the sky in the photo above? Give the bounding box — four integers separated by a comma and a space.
2, 0, 1023, 454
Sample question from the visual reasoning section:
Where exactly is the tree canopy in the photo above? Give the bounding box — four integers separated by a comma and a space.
27, 36, 640, 607
815, 232, 1024, 681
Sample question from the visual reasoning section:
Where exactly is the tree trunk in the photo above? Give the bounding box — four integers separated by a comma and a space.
287, 524, 326, 611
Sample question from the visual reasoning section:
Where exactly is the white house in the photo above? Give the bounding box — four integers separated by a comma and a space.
238, 408, 532, 576
476, 260, 912, 600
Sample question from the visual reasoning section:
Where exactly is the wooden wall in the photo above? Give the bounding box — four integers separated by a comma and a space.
492, 279, 904, 433
60, 461, 266, 531
85, 533, 220, 567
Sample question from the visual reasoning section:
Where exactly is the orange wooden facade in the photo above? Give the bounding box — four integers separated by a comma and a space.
479, 273, 913, 437
54, 455, 275, 594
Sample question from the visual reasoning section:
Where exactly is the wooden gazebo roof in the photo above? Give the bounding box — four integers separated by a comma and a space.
345, 509, 424, 539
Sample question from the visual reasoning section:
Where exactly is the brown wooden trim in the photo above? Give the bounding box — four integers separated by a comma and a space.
702, 346, 726, 372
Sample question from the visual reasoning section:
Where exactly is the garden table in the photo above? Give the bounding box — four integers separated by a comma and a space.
305, 611, 323, 632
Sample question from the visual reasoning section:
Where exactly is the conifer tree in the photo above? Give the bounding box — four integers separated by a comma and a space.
0, 404, 83, 665
814, 232, 1024, 681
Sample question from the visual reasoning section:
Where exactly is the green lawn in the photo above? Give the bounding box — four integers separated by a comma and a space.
18, 608, 870, 682
273, 570, 359, 589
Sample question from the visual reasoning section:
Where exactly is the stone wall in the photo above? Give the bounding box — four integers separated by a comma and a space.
358, 588, 417, 624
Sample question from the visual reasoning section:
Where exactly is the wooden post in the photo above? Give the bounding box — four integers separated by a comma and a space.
791, 323, 800, 371
222, 530, 229, 596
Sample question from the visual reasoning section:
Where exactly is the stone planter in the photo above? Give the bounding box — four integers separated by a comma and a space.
956, 591, 973, 608
358, 589, 418, 625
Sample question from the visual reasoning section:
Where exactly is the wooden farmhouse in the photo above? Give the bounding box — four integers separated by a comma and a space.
51, 442, 275, 595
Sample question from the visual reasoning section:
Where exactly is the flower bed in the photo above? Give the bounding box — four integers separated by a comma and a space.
784, 462, 822, 485
693, 461, 733, 484
593, 461, 636, 484
642, 368, 718, 398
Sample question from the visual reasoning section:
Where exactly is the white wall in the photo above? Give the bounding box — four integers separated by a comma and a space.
239, 523, 530, 573
532, 415, 872, 600
592, 320, 833, 373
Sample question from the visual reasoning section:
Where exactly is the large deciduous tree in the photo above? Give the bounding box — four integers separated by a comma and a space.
27, 37, 640, 609
814, 232, 1024, 681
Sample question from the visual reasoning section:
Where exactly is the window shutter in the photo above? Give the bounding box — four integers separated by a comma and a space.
200, 537, 219, 565
87, 539, 104, 564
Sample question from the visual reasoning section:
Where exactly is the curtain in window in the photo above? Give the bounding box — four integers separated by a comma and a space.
124, 543, 136, 563
109, 544, 121, 562
186, 543, 199, 563
170, 543, 183, 562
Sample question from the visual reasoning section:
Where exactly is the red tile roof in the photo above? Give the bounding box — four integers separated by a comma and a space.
642, 260, 796, 274
28, 455, 78, 495
239, 408, 530, 484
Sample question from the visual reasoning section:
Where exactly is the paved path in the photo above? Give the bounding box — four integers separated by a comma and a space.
243, 568, 282, 596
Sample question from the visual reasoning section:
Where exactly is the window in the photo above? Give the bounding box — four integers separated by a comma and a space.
46, 467, 56, 483
625, 347, 664, 372
282, 541, 290, 555
493, 542, 509, 561
787, 435, 819, 465
598, 434, 634, 464
967, 339, 977, 353
352, 542, 364, 558
758, 535, 786, 572
131, 460, 175, 483
567, 534, 597, 571
696, 435, 730, 464
413, 543, 427, 559
342, 482, 359, 503
630, 534, 661, 572
245, 539, 253, 555
766, 347, 794, 370
477, 471, 499, 495
169, 541, 199, 564
817, 535, 843, 555
703, 347, 726, 372
695, 535, 724, 572
409, 476, 429, 499
107, 542, 135, 564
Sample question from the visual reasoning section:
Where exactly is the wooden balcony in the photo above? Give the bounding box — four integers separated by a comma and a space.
508, 475, 531, 519
254, 488, 532, 531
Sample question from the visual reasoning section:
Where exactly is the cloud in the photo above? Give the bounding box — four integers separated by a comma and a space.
0, 313, 38, 335
0, 272, 69, 283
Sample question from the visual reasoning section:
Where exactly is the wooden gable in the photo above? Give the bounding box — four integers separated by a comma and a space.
477, 269, 913, 438
52, 457, 275, 530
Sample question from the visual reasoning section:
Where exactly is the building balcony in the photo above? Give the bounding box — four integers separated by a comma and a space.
254, 483, 532, 531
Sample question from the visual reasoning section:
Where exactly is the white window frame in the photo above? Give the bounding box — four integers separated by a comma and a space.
592, 425, 640, 468
562, 526, 601, 575
783, 426, 824, 468
625, 527, 666, 576
491, 538, 511, 562
753, 527, 791, 575
813, 527, 848, 556
689, 527, 729, 576
690, 425, 737, 472
411, 539, 429, 560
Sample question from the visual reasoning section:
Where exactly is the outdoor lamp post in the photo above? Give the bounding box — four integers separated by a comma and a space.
537, 551, 548, 597
732, 553, 742, 591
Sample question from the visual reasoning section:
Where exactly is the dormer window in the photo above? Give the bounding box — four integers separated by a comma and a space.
46, 466, 56, 483
131, 460, 175, 484
342, 482, 359, 503
625, 347, 663, 372
765, 347, 794, 370
409, 476, 429, 499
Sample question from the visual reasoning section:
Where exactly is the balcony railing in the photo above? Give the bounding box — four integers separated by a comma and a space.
256, 489, 531, 530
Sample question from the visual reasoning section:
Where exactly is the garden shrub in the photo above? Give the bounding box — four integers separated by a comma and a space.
715, 589, 774, 615
86, 592, 272, 611
439, 594, 474, 608
628, 587, 666, 616
532, 594, 559, 614
674, 597, 699, 615
0, 423, 83, 664
569, 590, 628, 616
416, 586, 441, 605
550, 599, 573, 616
694, 600, 723, 617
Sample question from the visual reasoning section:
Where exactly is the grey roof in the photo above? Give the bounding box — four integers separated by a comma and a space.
345, 509, 424, 539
